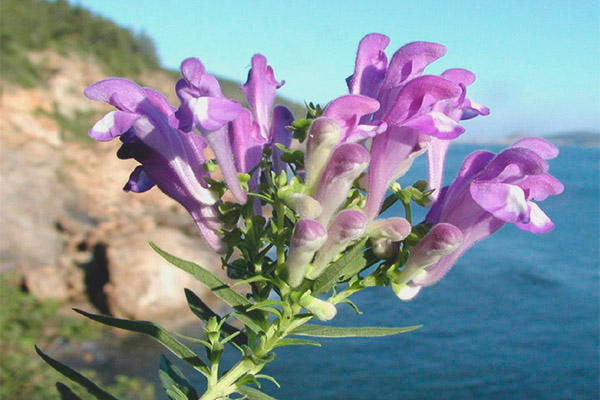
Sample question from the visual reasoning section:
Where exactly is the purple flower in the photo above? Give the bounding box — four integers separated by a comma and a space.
174, 58, 247, 204
364, 217, 412, 259
284, 219, 328, 288
238, 54, 294, 178
427, 68, 490, 201
392, 223, 463, 300
304, 117, 342, 193
309, 210, 368, 279
312, 143, 371, 226
412, 137, 563, 288
345, 34, 489, 220
322, 95, 386, 143
85, 78, 226, 252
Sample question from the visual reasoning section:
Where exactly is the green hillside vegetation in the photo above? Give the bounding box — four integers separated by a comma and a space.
0, 0, 304, 116
1, 0, 159, 86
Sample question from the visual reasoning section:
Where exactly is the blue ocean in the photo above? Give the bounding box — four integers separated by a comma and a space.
112, 144, 599, 399
255, 144, 599, 400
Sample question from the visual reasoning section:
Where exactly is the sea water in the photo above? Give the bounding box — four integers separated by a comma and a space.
259, 144, 599, 399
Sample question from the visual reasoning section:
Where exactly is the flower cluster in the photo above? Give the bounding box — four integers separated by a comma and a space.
86, 33, 562, 307
35, 32, 565, 400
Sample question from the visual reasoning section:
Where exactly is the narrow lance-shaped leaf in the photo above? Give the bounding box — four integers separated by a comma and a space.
290, 324, 422, 338
159, 355, 199, 400
35, 346, 119, 400
150, 242, 264, 332
55, 383, 83, 400
237, 385, 279, 400
311, 238, 368, 296
73, 309, 209, 375
184, 289, 248, 346
273, 338, 322, 348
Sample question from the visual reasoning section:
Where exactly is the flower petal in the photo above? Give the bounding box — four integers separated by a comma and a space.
191, 97, 242, 132
427, 138, 450, 202
441, 68, 476, 87
286, 219, 327, 287
511, 137, 559, 160
310, 209, 367, 278
323, 94, 380, 141
270, 105, 295, 174
365, 217, 411, 241
365, 126, 419, 220
403, 111, 465, 139
347, 33, 390, 98
229, 108, 265, 174
377, 42, 447, 115
188, 204, 227, 253
383, 42, 447, 90
518, 173, 564, 201
202, 127, 248, 204
123, 166, 155, 193
477, 147, 548, 183
240, 54, 284, 140
84, 78, 146, 112
515, 202, 555, 233
304, 117, 341, 193
89, 111, 140, 141
470, 182, 529, 223
180, 58, 207, 88
383, 75, 461, 126
313, 143, 370, 226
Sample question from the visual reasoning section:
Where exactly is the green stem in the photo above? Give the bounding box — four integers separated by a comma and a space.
199, 296, 308, 400
276, 200, 286, 269
403, 200, 412, 223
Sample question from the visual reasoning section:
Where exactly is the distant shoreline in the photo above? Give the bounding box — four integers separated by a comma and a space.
456, 131, 600, 148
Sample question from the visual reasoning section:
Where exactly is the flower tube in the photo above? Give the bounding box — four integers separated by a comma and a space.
308, 210, 368, 279
313, 143, 370, 226
85, 79, 226, 252
413, 138, 563, 289
284, 219, 328, 288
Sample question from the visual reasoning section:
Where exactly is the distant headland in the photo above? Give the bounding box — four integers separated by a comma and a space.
458, 130, 600, 147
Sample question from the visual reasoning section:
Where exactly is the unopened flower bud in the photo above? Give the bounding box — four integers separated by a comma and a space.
365, 217, 411, 242
308, 210, 368, 279
299, 293, 338, 321
396, 223, 463, 286
313, 143, 370, 226
284, 219, 327, 287
278, 186, 322, 219
304, 117, 341, 193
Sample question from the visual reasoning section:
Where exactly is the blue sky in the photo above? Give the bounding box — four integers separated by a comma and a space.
73, 0, 599, 138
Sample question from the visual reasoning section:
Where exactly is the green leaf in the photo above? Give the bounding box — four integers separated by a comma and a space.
149, 243, 264, 333
273, 338, 321, 348
73, 309, 209, 375
237, 385, 278, 400
35, 346, 119, 400
159, 355, 199, 400
184, 289, 247, 346
290, 324, 422, 338
255, 374, 281, 388
288, 119, 312, 143
231, 275, 272, 287
340, 298, 363, 315
56, 382, 83, 400
311, 238, 369, 295
246, 299, 285, 312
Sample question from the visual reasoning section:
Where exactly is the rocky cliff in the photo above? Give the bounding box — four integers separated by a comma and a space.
0, 50, 226, 323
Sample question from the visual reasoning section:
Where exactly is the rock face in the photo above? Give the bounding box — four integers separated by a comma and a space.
0, 51, 225, 323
